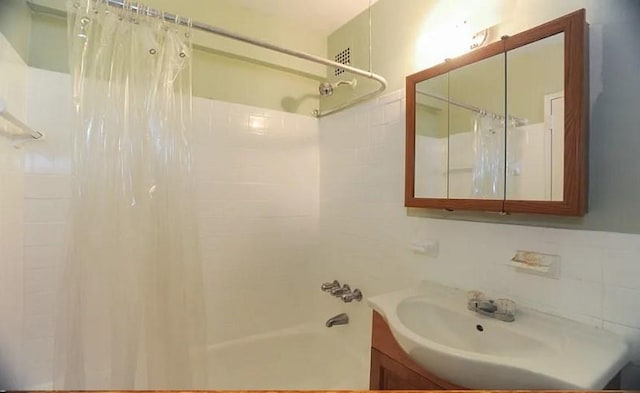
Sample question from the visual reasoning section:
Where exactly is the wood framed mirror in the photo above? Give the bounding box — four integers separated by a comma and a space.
405, 9, 587, 216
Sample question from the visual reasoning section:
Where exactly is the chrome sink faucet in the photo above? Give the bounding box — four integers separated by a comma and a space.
474, 299, 498, 313
467, 291, 516, 322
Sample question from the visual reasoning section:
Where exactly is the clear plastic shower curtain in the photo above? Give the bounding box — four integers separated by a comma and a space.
54, 1, 206, 389
471, 114, 505, 198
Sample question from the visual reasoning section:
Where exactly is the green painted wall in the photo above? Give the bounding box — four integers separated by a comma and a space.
28, 10, 66, 72
507, 35, 564, 124
0, 0, 32, 60
2, 0, 327, 115
328, 0, 640, 234
322, 0, 432, 111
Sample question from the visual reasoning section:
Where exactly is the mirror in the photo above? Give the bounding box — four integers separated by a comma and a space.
414, 74, 448, 198
449, 53, 505, 200
406, 10, 587, 216
506, 33, 564, 201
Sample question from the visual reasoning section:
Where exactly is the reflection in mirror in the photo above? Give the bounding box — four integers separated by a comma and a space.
415, 74, 449, 198
448, 53, 505, 200
506, 33, 564, 201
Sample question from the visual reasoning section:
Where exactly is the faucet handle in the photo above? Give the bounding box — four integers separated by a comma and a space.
331, 284, 351, 296
340, 288, 363, 303
496, 298, 517, 315
321, 280, 340, 292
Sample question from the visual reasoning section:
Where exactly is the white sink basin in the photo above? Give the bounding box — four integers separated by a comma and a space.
368, 282, 629, 389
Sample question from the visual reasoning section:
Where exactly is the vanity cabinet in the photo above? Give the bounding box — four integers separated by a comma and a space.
405, 9, 588, 216
369, 311, 465, 390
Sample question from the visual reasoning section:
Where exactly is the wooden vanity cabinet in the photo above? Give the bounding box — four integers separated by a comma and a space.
369, 311, 465, 390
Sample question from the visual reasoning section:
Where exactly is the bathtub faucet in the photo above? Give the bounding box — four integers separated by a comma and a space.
326, 313, 349, 327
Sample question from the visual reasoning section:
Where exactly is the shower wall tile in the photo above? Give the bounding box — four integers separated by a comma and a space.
316, 88, 640, 388
24, 198, 70, 223
191, 96, 319, 344
0, 33, 27, 390
23, 223, 66, 246
23, 245, 64, 269
24, 174, 72, 198
8, 68, 74, 389
16, 75, 319, 390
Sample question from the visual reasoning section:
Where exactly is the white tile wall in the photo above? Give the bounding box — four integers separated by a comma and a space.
316, 88, 640, 388
191, 96, 319, 344
5, 66, 319, 388
18, 69, 73, 388
0, 33, 27, 390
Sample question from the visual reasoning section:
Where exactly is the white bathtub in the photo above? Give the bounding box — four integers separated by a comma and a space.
22, 324, 368, 390
207, 323, 369, 389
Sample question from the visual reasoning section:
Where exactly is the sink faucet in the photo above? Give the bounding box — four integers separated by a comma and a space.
326, 313, 349, 327
475, 299, 498, 313
467, 292, 516, 322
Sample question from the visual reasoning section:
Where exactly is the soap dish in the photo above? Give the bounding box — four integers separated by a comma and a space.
507, 250, 560, 278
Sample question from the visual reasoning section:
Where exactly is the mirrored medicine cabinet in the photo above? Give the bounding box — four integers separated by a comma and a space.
405, 9, 588, 216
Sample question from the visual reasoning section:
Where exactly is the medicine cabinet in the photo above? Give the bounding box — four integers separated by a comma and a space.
405, 10, 587, 216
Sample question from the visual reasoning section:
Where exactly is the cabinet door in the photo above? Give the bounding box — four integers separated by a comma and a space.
370, 348, 445, 390
505, 33, 565, 202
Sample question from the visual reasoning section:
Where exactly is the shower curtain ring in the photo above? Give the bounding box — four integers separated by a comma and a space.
161, 11, 169, 30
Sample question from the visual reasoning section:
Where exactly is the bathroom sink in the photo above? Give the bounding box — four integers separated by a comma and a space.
398, 299, 549, 357
368, 282, 629, 389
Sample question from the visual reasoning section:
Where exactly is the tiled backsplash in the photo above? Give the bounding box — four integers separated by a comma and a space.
316, 89, 640, 387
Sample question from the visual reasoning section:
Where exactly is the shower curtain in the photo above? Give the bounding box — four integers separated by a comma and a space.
54, 1, 206, 389
471, 113, 505, 198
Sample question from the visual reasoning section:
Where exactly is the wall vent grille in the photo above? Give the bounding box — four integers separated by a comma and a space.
334, 47, 351, 76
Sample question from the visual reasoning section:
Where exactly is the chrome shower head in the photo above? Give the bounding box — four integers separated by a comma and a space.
318, 78, 357, 96
319, 81, 334, 96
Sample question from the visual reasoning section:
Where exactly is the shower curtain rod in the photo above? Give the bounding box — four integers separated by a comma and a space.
104, 0, 388, 117
417, 90, 527, 126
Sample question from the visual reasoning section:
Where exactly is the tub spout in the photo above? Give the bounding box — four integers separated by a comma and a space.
326, 313, 349, 327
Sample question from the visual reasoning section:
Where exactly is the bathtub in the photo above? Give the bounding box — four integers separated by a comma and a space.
207, 323, 369, 389
22, 323, 368, 390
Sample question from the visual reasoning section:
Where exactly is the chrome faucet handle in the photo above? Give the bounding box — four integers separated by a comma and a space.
331, 284, 351, 296
340, 288, 363, 303
321, 280, 340, 292
477, 299, 498, 313
496, 298, 517, 315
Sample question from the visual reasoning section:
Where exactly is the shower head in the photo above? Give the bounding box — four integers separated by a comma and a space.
319, 81, 334, 97
318, 78, 357, 96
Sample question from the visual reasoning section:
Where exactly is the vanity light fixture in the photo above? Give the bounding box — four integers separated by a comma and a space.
470, 28, 489, 50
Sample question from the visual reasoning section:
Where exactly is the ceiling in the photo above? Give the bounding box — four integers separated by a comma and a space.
231, 0, 378, 35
